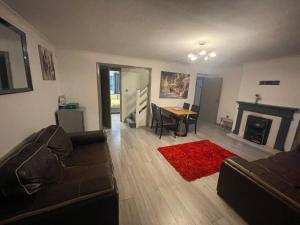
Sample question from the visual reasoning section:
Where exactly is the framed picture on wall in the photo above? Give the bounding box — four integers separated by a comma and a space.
38, 45, 56, 80
159, 71, 190, 98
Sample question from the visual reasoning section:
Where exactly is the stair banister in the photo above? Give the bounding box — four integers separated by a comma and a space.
135, 85, 149, 128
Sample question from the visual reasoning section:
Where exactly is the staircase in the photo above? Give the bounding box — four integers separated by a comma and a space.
125, 86, 149, 128
125, 111, 137, 128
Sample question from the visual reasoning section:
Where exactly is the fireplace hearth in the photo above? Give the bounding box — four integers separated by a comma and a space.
244, 115, 272, 145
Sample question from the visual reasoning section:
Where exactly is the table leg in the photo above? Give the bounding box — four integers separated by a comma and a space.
176, 116, 187, 137
185, 119, 189, 136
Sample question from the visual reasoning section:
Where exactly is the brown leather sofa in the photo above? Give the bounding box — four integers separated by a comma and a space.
0, 125, 118, 225
217, 149, 300, 225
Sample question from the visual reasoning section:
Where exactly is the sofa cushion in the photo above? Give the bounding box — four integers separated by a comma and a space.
27, 128, 45, 143
36, 125, 73, 159
63, 142, 111, 167
0, 143, 64, 199
68, 130, 107, 147
227, 152, 300, 206
0, 130, 45, 167
252, 151, 300, 197
0, 163, 115, 223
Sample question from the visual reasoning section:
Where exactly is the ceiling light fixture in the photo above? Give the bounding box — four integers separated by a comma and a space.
199, 41, 207, 46
199, 50, 207, 56
209, 52, 216, 57
188, 49, 217, 62
188, 53, 197, 61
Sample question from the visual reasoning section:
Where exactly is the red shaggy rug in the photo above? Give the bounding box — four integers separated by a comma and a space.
158, 140, 236, 181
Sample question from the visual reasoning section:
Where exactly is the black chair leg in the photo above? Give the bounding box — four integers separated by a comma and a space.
195, 120, 198, 134
159, 126, 163, 139
151, 118, 154, 128
155, 124, 158, 134
176, 119, 179, 131
185, 121, 189, 136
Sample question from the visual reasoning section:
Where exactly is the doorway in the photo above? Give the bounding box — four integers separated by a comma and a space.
109, 70, 121, 114
97, 63, 151, 130
194, 75, 223, 124
194, 76, 203, 106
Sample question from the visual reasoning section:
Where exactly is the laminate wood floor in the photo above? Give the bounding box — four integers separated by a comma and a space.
106, 114, 272, 225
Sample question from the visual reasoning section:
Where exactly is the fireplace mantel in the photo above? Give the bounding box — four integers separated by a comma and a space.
233, 101, 298, 151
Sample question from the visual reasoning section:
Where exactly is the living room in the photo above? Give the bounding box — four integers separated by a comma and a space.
0, 1, 299, 225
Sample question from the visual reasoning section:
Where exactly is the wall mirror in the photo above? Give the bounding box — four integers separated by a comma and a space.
0, 17, 32, 95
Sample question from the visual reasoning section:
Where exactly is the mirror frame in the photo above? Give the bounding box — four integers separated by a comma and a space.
0, 17, 33, 95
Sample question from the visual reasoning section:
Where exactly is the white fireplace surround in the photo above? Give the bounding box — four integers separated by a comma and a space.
238, 111, 282, 149
232, 101, 298, 151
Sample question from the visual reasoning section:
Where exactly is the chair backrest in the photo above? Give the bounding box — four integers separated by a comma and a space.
191, 104, 200, 118
155, 106, 163, 123
183, 102, 190, 110
151, 103, 157, 119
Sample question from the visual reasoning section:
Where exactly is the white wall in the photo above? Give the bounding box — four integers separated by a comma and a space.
239, 57, 300, 107
216, 66, 243, 123
57, 48, 197, 130
137, 68, 150, 90
0, 2, 61, 157
192, 65, 243, 124
236, 56, 300, 151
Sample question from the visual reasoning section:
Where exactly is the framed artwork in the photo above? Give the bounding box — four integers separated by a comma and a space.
159, 71, 190, 99
0, 17, 33, 95
38, 45, 56, 80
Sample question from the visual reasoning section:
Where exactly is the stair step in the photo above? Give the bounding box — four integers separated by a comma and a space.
125, 117, 136, 128
131, 112, 136, 121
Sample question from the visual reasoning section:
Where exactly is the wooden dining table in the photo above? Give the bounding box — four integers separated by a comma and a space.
161, 106, 197, 137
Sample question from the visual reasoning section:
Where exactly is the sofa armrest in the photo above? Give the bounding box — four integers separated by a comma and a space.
68, 130, 107, 146
217, 156, 300, 225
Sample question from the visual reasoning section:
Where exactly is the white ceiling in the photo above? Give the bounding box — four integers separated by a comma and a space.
4, 0, 300, 65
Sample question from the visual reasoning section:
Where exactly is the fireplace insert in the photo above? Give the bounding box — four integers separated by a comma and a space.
244, 115, 272, 145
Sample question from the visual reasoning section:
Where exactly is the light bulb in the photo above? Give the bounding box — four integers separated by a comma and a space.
188, 53, 195, 58
199, 50, 207, 56
190, 56, 197, 61
188, 53, 197, 61
209, 52, 216, 57
204, 56, 209, 61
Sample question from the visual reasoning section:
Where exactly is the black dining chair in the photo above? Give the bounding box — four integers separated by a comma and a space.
172, 102, 190, 120
183, 102, 190, 110
185, 104, 200, 134
151, 103, 158, 128
151, 103, 173, 129
155, 106, 178, 139
181, 102, 191, 126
